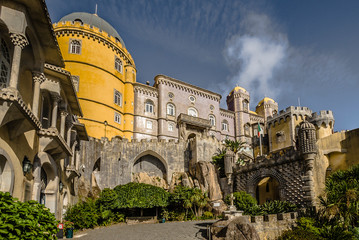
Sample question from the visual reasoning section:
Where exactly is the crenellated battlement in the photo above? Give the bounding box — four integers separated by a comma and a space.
267, 106, 312, 127
53, 21, 135, 65
309, 110, 334, 128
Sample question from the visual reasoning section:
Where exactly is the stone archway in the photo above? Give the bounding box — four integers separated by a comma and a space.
246, 168, 286, 202
132, 150, 168, 187
32, 152, 58, 216
255, 177, 280, 204
0, 152, 14, 194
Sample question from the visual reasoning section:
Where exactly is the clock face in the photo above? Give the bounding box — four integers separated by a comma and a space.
168, 92, 174, 98
210, 105, 214, 110
189, 95, 196, 102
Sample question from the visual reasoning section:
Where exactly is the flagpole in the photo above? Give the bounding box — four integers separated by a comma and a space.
259, 132, 262, 156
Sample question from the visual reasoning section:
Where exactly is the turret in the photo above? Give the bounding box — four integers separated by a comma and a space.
309, 110, 334, 139
255, 97, 278, 120
299, 121, 316, 159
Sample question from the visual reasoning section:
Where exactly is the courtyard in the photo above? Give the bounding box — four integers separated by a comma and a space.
73, 220, 216, 240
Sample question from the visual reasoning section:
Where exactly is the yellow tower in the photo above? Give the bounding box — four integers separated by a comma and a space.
53, 12, 136, 140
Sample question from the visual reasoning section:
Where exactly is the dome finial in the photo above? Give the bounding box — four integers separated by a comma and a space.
94, 4, 98, 16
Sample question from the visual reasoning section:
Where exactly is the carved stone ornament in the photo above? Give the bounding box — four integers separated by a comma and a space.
32, 72, 45, 84
10, 33, 29, 49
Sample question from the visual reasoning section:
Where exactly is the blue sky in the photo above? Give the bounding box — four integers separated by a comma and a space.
46, 0, 359, 131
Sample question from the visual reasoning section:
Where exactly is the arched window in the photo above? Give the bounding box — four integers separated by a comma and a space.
69, 39, 81, 54
114, 112, 121, 124
222, 120, 228, 131
167, 103, 175, 116
0, 38, 10, 88
115, 56, 123, 73
243, 100, 249, 112
188, 107, 198, 117
145, 100, 154, 113
209, 115, 216, 127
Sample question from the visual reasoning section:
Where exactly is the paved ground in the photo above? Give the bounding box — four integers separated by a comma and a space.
72, 220, 217, 240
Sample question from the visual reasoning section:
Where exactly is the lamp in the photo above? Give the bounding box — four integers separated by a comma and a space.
22, 157, 32, 175
59, 181, 64, 192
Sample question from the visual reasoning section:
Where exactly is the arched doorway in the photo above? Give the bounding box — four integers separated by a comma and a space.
0, 154, 14, 193
256, 177, 280, 204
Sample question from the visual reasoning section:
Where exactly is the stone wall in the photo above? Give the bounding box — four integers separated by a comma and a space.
79, 135, 223, 196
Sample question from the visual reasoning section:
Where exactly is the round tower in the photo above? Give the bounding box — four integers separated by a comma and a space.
53, 12, 136, 140
255, 97, 278, 119
309, 110, 335, 139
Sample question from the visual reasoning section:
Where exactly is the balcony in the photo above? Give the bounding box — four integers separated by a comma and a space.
177, 113, 211, 130
38, 127, 72, 161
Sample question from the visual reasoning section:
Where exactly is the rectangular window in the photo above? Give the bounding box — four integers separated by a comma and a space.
114, 89, 122, 106
168, 123, 174, 132
115, 56, 123, 73
114, 112, 121, 124
146, 120, 153, 129
222, 122, 228, 131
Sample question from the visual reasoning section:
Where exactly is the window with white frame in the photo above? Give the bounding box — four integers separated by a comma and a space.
168, 123, 174, 132
114, 112, 121, 124
188, 107, 198, 117
209, 115, 216, 127
69, 39, 81, 54
114, 89, 122, 106
115, 56, 123, 73
146, 120, 153, 129
145, 100, 154, 113
222, 120, 228, 131
0, 38, 10, 89
167, 103, 175, 116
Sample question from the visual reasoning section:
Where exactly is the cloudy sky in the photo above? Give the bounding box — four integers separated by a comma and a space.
46, 0, 359, 131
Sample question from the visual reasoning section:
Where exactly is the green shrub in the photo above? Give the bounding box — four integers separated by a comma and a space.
65, 198, 99, 230
114, 182, 169, 209
225, 191, 257, 213
277, 228, 324, 240
202, 211, 214, 220
0, 191, 58, 239
260, 200, 297, 215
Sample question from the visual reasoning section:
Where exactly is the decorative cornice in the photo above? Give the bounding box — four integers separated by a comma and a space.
154, 75, 221, 103
44, 63, 71, 76
220, 108, 235, 119
54, 27, 135, 67
134, 83, 158, 98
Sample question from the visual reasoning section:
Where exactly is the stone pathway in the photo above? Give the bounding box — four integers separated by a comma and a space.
72, 220, 217, 240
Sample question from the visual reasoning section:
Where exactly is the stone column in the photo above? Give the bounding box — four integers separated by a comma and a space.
9, 33, 29, 89
60, 110, 68, 137
50, 94, 61, 128
70, 141, 78, 166
66, 118, 73, 146
32, 72, 45, 118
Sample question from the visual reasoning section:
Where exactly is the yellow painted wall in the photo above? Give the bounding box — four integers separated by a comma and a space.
269, 118, 291, 152
256, 177, 280, 204
54, 22, 136, 140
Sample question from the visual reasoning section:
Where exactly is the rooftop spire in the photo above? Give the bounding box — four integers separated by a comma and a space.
94, 4, 98, 16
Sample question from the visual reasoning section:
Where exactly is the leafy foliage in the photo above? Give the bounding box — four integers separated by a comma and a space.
225, 191, 257, 214
169, 185, 209, 220
260, 200, 297, 214
277, 228, 325, 240
0, 191, 58, 239
114, 182, 169, 209
65, 198, 99, 230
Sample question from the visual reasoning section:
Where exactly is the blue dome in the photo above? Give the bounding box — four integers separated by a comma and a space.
59, 12, 126, 48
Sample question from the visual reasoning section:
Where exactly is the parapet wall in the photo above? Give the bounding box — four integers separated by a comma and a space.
309, 110, 334, 128
267, 106, 312, 127
248, 212, 298, 240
